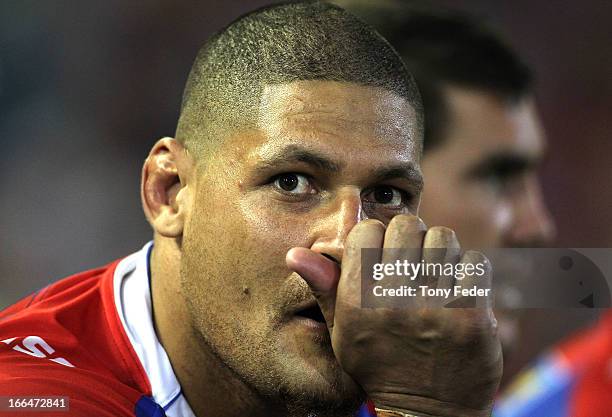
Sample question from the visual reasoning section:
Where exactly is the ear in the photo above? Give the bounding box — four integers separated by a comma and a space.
141, 137, 193, 238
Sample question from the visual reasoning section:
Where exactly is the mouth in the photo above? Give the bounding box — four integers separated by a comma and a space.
295, 302, 326, 322
291, 301, 328, 332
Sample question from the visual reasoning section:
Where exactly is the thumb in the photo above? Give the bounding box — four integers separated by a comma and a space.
286, 247, 341, 333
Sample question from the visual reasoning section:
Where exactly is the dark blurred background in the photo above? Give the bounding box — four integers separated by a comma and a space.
1, 0, 611, 371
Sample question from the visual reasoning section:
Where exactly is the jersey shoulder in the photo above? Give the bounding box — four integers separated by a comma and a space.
0, 260, 156, 416
0, 367, 150, 417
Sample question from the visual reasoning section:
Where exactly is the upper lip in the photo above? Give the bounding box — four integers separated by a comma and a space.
290, 298, 319, 316
290, 298, 327, 325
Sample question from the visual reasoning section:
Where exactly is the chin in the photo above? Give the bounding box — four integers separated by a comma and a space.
278, 374, 365, 417
274, 340, 365, 413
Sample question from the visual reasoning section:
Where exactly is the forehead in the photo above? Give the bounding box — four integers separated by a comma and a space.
243, 80, 421, 166
442, 86, 546, 156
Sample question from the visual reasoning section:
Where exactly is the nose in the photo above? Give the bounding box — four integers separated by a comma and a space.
508, 177, 556, 246
309, 187, 365, 263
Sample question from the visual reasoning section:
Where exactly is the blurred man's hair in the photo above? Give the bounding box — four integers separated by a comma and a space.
176, 0, 422, 158
336, 0, 533, 151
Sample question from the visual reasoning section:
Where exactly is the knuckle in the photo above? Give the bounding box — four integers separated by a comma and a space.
359, 218, 386, 230
346, 219, 385, 247
463, 250, 491, 270
388, 214, 426, 233
427, 225, 456, 240
463, 249, 483, 260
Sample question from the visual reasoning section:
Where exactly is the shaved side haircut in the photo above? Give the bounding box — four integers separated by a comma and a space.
176, 0, 423, 158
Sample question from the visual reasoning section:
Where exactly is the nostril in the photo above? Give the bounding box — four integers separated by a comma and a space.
321, 253, 340, 265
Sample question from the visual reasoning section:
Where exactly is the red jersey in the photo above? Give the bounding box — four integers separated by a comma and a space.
495, 310, 612, 417
0, 243, 194, 417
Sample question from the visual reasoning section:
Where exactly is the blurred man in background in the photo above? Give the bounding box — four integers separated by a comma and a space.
339, 2, 611, 416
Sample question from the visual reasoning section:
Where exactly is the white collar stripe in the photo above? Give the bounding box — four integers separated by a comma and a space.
113, 242, 196, 417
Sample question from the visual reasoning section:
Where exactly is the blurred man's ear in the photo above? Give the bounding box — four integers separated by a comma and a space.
141, 137, 194, 237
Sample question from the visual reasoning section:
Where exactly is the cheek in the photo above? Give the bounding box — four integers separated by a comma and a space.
457, 191, 512, 247
183, 188, 315, 309
238, 195, 315, 253
464, 186, 513, 232
181, 200, 294, 344
420, 182, 511, 246
492, 203, 512, 230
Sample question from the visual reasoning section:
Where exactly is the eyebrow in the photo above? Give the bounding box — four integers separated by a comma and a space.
370, 166, 424, 192
253, 144, 423, 190
466, 152, 540, 179
253, 145, 343, 174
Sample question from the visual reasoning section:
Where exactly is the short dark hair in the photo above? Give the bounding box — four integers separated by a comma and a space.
176, 0, 422, 158
337, 1, 533, 151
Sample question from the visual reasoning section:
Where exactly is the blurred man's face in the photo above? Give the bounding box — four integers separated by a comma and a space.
418, 86, 556, 367
180, 80, 421, 410
419, 86, 555, 249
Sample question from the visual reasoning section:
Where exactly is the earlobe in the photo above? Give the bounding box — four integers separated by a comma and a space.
141, 137, 192, 238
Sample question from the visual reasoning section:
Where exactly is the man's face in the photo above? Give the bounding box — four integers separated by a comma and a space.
418, 86, 556, 365
419, 86, 555, 249
180, 81, 421, 408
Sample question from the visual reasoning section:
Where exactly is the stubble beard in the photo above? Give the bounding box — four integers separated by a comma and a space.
180, 277, 363, 416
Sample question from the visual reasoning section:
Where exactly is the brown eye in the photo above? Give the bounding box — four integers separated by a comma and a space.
372, 186, 402, 206
374, 186, 395, 204
278, 174, 298, 191
273, 173, 312, 194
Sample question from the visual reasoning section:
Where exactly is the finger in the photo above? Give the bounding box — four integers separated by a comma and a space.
447, 250, 492, 308
286, 247, 340, 331
475, 252, 494, 310
381, 215, 427, 276
339, 219, 386, 309
422, 226, 461, 292
382, 214, 427, 250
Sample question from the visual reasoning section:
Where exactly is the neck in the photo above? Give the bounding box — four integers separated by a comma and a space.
150, 237, 286, 417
